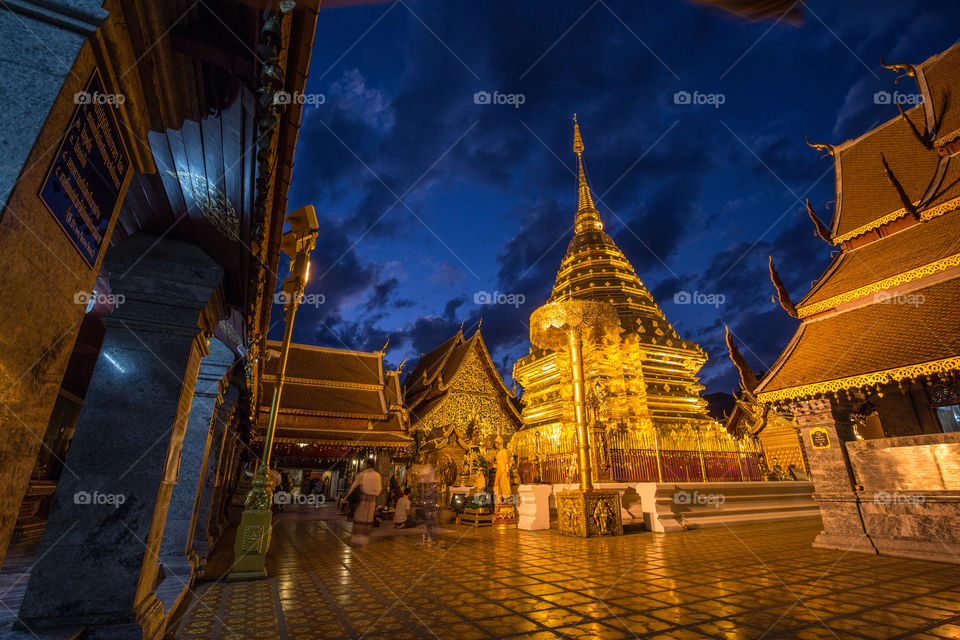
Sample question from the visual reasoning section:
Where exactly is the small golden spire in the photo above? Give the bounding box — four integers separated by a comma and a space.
572, 114, 603, 234
573, 113, 584, 154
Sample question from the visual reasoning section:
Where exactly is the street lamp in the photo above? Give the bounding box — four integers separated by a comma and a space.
229, 205, 318, 581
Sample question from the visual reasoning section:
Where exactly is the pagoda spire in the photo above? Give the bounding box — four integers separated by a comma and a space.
572, 114, 603, 234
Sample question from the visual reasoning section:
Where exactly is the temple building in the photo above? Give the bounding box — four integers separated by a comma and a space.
743, 42, 960, 562
512, 119, 762, 485
252, 341, 411, 499
404, 325, 522, 445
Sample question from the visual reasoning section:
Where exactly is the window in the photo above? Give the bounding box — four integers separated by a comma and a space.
935, 404, 960, 433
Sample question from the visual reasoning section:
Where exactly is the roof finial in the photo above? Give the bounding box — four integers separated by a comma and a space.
768, 256, 798, 318
572, 114, 603, 234
725, 326, 758, 392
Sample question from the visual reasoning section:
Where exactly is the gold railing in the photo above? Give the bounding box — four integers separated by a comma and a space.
515, 425, 764, 484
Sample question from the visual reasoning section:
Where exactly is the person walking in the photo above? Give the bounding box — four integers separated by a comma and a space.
347, 459, 382, 545
417, 462, 438, 546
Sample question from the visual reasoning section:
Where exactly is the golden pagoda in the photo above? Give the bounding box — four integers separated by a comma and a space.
512, 117, 762, 484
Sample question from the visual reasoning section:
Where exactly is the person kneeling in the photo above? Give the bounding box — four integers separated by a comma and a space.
394, 487, 412, 529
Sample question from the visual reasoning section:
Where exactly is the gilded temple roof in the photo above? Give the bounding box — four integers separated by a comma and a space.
824, 41, 960, 245
263, 341, 383, 386
752, 42, 960, 402
403, 327, 521, 428
755, 277, 960, 402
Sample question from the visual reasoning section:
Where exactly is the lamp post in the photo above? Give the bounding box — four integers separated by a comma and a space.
228, 205, 318, 581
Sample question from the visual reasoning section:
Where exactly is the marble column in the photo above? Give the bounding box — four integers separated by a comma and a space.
191, 385, 239, 563
793, 396, 877, 554
0, 0, 109, 570
17, 234, 224, 638
157, 339, 235, 578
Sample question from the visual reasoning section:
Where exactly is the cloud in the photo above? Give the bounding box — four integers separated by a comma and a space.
329, 68, 396, 133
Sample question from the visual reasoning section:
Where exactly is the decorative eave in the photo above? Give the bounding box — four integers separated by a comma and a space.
757, 355, 960, 404
261, 375, 383, 391
831, 195, 960, 246
797, 252, 960, 318
934, 128, 960, 150
248, 0, 320, 419
250, 433, 412, 449
258, 406, 387, 420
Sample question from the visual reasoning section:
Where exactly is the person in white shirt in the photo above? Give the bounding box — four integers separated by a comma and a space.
347, 459, 382, 526
394, 488, 412, 528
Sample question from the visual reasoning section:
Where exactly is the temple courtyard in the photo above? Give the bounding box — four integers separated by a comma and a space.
169, 511, 960, 640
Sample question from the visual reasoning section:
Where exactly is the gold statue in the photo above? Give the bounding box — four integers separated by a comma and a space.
592, 499, 614, 535
493, 435, 511, 503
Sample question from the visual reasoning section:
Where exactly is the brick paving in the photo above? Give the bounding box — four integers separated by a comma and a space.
173, 514, 960, 639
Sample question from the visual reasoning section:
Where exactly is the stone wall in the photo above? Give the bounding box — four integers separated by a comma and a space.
847, 431, 960, 564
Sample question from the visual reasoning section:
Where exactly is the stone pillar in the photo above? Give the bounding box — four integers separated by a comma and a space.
793, 397, 877, 554
17, 235, 224, 638
0, 0, 107, 210
158, 339, 235, 578
0, 1, 110, 570
192, 385, 239, 563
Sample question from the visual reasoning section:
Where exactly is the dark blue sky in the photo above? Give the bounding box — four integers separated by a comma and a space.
275, 0, 960, 396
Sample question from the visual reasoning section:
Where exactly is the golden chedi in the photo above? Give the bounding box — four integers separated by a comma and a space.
512, 117, 761, 485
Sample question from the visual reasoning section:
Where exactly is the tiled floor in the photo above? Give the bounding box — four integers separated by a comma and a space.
174, 514, 960, 639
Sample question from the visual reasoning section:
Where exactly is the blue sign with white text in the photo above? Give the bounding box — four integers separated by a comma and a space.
39, 69, 130, 268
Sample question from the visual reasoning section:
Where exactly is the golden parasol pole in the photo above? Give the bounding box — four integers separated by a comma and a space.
567, 326, 594, 491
